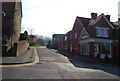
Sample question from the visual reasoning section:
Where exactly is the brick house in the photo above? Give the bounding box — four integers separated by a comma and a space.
70, 16, 90, 54
59, 13, 119, 59
51, 34, 65, 49
2, 1, 23, 50
65, 31, 71, 52
2, 1, 30, 56
79, 13, 119, 59
29, 35, 37, 46
59, 16, 90, 54
2, 1, 22, 46
112, 18, 120, 59
59, 35, 65, 50
36, 38, 44, 46
60, 31, 71, 52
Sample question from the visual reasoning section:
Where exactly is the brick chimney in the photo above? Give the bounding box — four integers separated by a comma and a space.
105, 15, 110, 21
91, 13, 97, 20
118, 18, 120, 21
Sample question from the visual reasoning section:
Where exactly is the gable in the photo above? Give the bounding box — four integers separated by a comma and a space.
91, 14, 114, 29
80, 27, 89, 40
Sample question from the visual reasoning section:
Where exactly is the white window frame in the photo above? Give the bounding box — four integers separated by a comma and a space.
96, 27, 109, 37
75, 33, 77, 38
65, 36, 67, 40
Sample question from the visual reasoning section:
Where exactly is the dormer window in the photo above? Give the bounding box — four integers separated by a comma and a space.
96, 27, 109, 37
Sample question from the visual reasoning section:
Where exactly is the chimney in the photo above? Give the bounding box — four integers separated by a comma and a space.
91, 13, 97, 20
105, 15, 110, 21
118, 18, 120, 21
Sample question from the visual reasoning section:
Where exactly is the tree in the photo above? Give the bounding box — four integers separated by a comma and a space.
21, 24, 25, 33
35, 34, 44, 40
34, 35, 51, 46
28, 27, 34, 35
43, 36, 51, 45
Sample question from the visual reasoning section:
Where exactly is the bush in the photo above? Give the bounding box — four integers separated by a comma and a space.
19, 31, 30, 42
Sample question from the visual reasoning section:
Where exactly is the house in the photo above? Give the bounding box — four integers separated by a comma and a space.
70, 16, 90, 54
29, 35, 37, 46
51, 34, 65, 49
79, 13, 119, 59
60, 31, 71, 51
59, 35, 65, 50
2, 1, 30, 56
36, 38, 44, 46
65, 31, 71, 52
112, 18, 120, 59
59, 13, 119, 60
2, 1, 22, 46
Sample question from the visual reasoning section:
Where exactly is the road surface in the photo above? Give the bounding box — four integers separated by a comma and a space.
2, 47, 119, 79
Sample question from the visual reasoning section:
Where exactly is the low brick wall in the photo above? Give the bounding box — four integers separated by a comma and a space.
16, 40, 29, 56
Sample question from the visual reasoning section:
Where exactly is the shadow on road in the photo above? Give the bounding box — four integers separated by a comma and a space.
53, 49, 120, 76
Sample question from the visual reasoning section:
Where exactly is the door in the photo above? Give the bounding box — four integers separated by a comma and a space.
94, 44, 99, 57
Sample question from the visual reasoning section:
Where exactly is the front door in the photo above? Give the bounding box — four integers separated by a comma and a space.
94, 44, 99, 57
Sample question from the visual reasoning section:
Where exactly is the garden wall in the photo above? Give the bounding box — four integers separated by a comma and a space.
16, 40, 29, 56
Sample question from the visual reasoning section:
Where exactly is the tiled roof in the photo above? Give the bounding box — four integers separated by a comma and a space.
111, 22, 120, 29
77, 17, 91, 27
66, 30, 71, 34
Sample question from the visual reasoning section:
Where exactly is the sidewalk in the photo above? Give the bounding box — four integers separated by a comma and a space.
51, 49, 119, 67
0, 47, 35, 65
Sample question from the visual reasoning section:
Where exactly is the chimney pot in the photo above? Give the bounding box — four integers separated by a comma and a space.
105, 15, 110, 21
118, 18, 120, 21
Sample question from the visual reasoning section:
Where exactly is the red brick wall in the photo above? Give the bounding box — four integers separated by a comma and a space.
71, 17, 83, 54
112, 43, 119, 59
89, 42, 94, 56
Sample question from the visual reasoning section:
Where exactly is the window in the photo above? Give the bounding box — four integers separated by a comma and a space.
65, 36, 67, 40
99, 43, 110, 54
81, 43, 89, 55
75, 33, 77, 38
96, 27, 109, 37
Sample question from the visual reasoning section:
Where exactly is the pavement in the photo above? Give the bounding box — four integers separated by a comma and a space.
0, 47, 39, 67
51, 49, 120, 68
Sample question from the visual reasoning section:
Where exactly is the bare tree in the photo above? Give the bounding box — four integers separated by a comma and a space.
28, 27, 34, 35
44, 36, 51, 45
21, 24, 25, 33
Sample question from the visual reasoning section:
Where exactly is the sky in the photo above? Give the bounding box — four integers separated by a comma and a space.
21, 0, 119, 38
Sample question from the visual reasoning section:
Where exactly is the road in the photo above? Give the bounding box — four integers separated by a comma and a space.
2, 47, 120, 79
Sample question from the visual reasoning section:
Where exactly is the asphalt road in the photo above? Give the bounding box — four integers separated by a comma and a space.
2, 47, 120, 79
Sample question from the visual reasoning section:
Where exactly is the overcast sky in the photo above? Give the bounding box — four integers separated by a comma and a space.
21, 0, 119, 38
